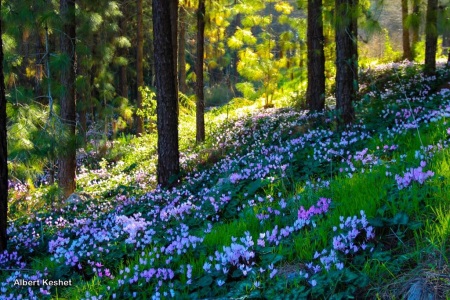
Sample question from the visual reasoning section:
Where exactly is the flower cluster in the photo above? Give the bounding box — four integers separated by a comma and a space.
300, 211, 375, 283
0, 250, 27, 270
298, 198, 331, 221
395, 161, 435, 189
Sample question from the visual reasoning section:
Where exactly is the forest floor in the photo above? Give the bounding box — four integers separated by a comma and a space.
2, 62, 450, 299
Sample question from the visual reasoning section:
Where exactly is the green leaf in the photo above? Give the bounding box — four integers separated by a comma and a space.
369, 217, 384, 227
232, 269, 242, 278
197, 275, 213, 287
392, 212, 409, 225
407, 221, 422, 230
244, 178, 270, 195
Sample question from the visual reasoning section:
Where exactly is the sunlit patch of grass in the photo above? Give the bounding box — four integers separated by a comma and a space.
202, 209, 261, 248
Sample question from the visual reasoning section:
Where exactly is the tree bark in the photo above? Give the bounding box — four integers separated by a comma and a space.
0, 2, 8, 251
335, 0, 357, 126
136, 0, 144, 135
178, 6, 188, 94
153, 0, 180, 187
119, 8, 129, 99
425, 0, 438, 74
402, 0, 412, 60
231, 13, 241, 88
306, 0, 326, 112
196, 0, 206, 143
411, 0, 420, 60
58, 0, 77, 199
170, 0, 179, 97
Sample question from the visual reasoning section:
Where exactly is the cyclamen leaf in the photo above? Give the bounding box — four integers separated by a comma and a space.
197, 275, 213, 287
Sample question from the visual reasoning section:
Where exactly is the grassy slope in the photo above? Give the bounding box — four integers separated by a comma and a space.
2, 63, 450, 299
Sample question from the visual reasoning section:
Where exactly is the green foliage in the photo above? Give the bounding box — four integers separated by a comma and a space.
381, 29, 402, 63
205, 83, 234, 107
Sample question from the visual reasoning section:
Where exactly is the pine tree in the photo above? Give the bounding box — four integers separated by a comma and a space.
335, 0, 357, 125
425, 0, 438, 73
411, 0, 421, 60
136, 0, 144, 135
306, 0, 326, 112
196, 0, 206, 143
153, 0, 180, 187
178, 4, 188, 94
402, 0, 412, 60
170, 0, 179, 97
58, 0, 77, 198
0, 1, 8, 251
118, 1, 129, 99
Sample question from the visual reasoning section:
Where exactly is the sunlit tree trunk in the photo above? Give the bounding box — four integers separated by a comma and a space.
178, 6, 188, 94
196, 0, 206, 142
306, 0, 325, 112
136, 0, 144, 135
229, 12, 241, 91
153, 0, 180, 187
425, 0, 438, 74
58, 0, 77, 199
402, 0, 412, 60
0, 2, 8, 251
335, 0, 357, 125
411, 0, 420, 60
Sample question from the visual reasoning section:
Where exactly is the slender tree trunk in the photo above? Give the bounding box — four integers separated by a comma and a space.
306, 0, 326, 112
231, 13, 241, 88
196, 0, 206, 143
79, 103, 87, 141
411, 0, 420, 60
136, 0, 144, 135
178, 6, 188, 93
153, 0, 180, 187
0, 3, 8, 251
335, 0, 357, 125
119, 11, 129, 99
425, 0, 438, 74
402, 0, 412, 60
351, 0, 358, 87
58, 0, 77, 199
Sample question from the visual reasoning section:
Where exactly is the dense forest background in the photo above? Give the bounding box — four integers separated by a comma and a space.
0, 0, 450, 299
1, 0, 448, 192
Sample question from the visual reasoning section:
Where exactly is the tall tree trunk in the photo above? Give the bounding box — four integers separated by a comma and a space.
58, 0, 77, 199
170, 0, 179, 100
153, 0, 180, 187
402, 0, 412, 60
306, 0, 326, 112
351, 0, 358, 86
119, 9, 129, 99
178, 6, 188, 94
335, 0, 357, 125
425, 0, 438, 74
231, 13, 241, 89
0, 3, 8, 251
136, 0, 144, 135
196, 0, 206, 143
411, 0, 420, 60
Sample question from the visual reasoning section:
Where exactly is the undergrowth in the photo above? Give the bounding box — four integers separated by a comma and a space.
2, 62, 450, 299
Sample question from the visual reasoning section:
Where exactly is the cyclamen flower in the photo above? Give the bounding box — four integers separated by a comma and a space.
395, 162, 434, 189
298, 198, 331, 220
